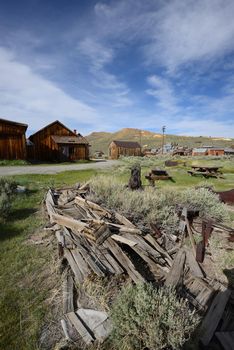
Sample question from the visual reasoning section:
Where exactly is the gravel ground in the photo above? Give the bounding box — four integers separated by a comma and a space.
0, 160, 119, 176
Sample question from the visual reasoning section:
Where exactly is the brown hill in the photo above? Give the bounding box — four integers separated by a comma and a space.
86, 128, 234, 155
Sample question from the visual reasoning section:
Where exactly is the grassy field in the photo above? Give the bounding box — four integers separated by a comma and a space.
0, 156, 233, 350
0, 169, 97, 350
115, 156, 234, 191
0, 159, 94, 166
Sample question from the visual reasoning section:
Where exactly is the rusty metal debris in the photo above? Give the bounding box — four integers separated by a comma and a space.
215, 188, 234, 205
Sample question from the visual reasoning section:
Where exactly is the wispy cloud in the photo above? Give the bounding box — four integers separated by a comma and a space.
0, 47, 98, 133
77, 38, 132, 107
92, 0, 234, 71
146, 75, 179, 113
0, 0, 234, 137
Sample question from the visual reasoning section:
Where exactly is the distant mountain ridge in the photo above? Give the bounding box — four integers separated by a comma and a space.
86, 128, 234, 155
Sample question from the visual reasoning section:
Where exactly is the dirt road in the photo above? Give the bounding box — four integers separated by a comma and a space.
0, 160, 119, 176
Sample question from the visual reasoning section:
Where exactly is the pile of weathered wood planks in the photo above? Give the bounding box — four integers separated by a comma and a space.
45, 184, 234, 348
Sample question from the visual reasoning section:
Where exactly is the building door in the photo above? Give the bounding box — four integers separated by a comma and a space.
60, 146, 69, 161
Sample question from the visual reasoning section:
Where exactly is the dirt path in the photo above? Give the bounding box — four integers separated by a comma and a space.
0, 160, 120, 176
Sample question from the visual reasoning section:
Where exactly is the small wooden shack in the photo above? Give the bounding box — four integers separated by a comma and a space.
109, 140, 141, 159
29, 120, 89, 161
0, 118, 28, 160
207, 148, 224, 156
192, 147, 224, 156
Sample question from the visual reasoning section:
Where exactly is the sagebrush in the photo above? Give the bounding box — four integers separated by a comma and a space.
88, 175, 229, 234
110, 283, 199, 350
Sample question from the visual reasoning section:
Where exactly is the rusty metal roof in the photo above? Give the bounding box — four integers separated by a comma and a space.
51, 135, 89, 145
111, 140, 141, 148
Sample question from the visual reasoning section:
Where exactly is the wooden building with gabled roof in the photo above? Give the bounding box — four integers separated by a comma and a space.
109, 140, 141, 159
0, 118, 28, 160
28, 120, 89, 161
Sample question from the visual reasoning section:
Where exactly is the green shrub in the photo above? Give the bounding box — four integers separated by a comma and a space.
178, 187, 229, 222
110, 283, 199, 350
0, 159, 28, 166
0, 178, 17, 218
88, 176, 229, 234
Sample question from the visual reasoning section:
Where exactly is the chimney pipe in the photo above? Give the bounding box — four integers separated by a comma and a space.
73, 129, 77, 135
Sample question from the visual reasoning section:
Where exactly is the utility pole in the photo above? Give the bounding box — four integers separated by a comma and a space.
162, 125, 166, 154
139, 129, 142, 156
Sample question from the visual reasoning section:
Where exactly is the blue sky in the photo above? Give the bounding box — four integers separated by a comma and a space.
0, 0, 234, 137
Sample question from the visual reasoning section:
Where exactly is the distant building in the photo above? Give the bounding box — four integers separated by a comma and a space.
171, 146, 191, 156
224, 148, 234, 156
192, 148, 208, 156
163, 143, 173, 153
0, 118, 28, 160
207, 148, 224, 156
109, 140, 141, 159
29, 120, 89, 161
192, 146, 224, 156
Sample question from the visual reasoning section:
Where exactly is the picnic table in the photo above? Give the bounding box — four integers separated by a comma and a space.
145, 169, 173, 186
188, 165, 223, 178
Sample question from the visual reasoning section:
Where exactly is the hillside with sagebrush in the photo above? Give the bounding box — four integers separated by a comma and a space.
86, 128, 234, 155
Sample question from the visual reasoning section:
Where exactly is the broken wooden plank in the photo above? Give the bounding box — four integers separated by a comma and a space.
71, 249, 90, 278
94, 222, 109, 240
111, 234, 137, 247
74, 240, 106, 277
51, 213, 88, 231
99, 246, 124, 275
108, 222, 142, 235
200, 289, 231, 346
215, 332, 234, 350
85, 239, 116, 275
144, 234, 173, 266
185, 248, 204, 278
64, 249, 83, 284
165, 249, 186, 287
45, 189, 57, 223
123, 233, 162, 262
196, 287, 215, 309
76, 309, 112, 342
55, 231, 65, 246
79, 182, 90, 191
75, 196, 112, 218
96, 227, 112, 245
63, 271, 74, 313
185, 217, 197, 256
66, 311, 94, 344
113, 211, 136, 228
103, 238, 145, 283
61, 319, 71, 340
130, 243, 167, 279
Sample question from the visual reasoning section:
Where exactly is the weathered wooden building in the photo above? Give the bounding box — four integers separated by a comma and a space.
207, 147, 224, 156
0, 118, 28, 160
109, 140, 141, 159
29, 120, 89, 161
192, 146, 224, 156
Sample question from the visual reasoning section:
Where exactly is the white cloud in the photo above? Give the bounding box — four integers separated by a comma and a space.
146, 75, 179, 113
92, 0, 234, 70
146, 0, 234, 70
77, 38, 132, 107
0, 47, 98, 133
145, 73, 234, 137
